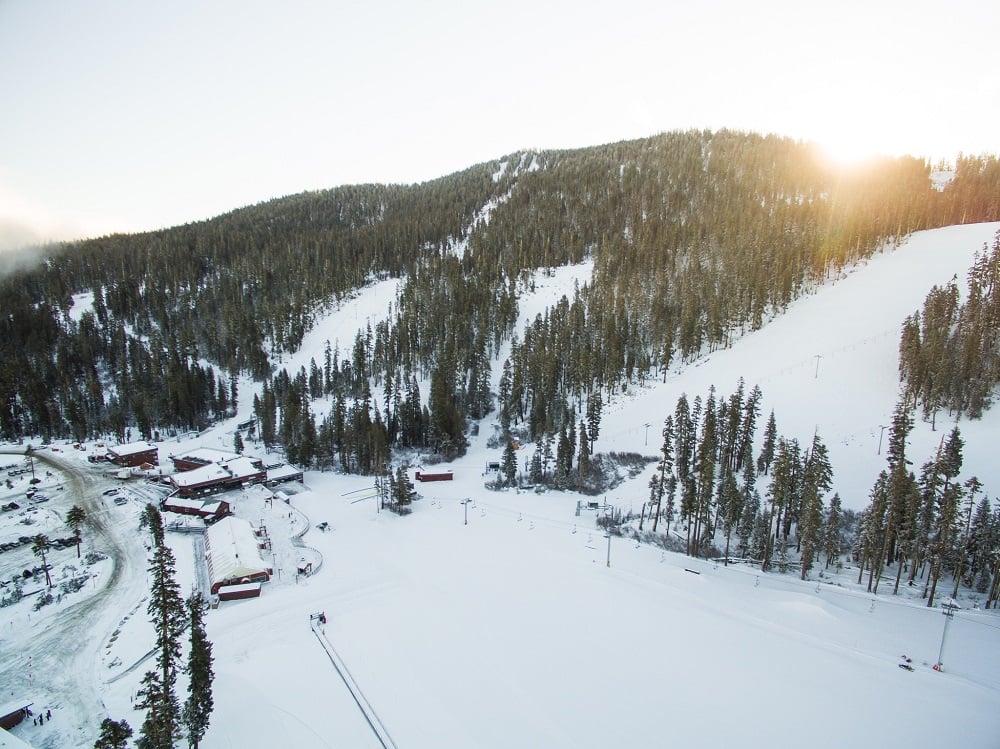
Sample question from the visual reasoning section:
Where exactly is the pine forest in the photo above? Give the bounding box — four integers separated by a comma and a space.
2, 130, 1000, 606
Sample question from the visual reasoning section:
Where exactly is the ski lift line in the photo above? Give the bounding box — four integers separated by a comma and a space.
267, 703, 338, 749
445, 498, 993, 618
598, 328, 901, 444
946, 613, 1000, 631
475, 499, 596, 532
476, 501, 584, 535
343, 486, 380, 497
309, 622, 398, 749
725, 560, 981, 614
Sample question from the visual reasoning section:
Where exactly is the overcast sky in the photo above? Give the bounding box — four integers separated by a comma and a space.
1, 0, 998, 249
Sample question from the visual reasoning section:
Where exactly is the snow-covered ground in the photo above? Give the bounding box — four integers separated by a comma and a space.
2, 222, 1000, 748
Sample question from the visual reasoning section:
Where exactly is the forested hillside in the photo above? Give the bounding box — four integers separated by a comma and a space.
899, 229, 1000, 422
1, 130, 999, 465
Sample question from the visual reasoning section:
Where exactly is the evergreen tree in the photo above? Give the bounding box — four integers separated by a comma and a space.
502, 439, 518, 488
94, 717, 133, 749
736, 385, 762, 471
585, 392, 602, 450
757, 410, 777, 474
651, 415, 675, 532
692, 389, 718, 555
798, 434, 832, 580
258, 382, 277, 451
182, 593, 214, 749
762, 438, 800, 572
541, 429, 554, 477
137, 513, 186, 748
926, 427, 965, 607
66, 504, 87, 559
949, 476, 981, 600
749, 510, 768, 561
498, 360, 512, 436
885, 399, 914, 472
969, 497, 996, 593
673, 395, 697, 543
577, 421, 591, 482
556, 426, 572, 481
135, 669, 178, 749
823, 493, 844, 568
390, 465, 413, 508
737, 484, 760, 558
428, 355, 467, 459
529, 450, 543, 484
31, 534, 53, 588
718, 468, 741, 565
140, 503, 165, 547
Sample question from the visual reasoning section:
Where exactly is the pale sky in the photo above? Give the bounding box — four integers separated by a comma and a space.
1, 0, 997, 249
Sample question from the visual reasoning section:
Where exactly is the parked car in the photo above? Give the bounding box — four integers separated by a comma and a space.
102, 488, 119, 496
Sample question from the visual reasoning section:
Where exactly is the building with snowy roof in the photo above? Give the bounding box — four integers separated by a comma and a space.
0, 699, 33, 730
106, 441, 158, 468
168, 455, 266, 497
266, 463, 303, 486
204, 516, 272, 594
161, 496, 231, 523
169, 447, 245, 472
0, 726, 35, 748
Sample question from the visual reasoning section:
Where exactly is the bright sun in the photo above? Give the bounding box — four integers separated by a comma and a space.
817, 136, 885, 168
815, 128, 891, 168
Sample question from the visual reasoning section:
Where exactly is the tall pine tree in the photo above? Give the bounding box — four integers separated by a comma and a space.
182, 592, 215, 749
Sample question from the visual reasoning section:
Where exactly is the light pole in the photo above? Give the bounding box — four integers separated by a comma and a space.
644, 423, 651, 446
605, 530, 612, 568
878, 425, 888, 455
461, 498, 471, 525
813, 354, 823, 379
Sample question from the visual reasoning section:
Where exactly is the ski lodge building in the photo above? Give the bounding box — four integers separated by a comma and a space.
204, 516, 272, 595
168, 454, 266, 497
161, 495, 232, 523
266, 462, 304, 486
169, 447, 242, 472
106, 441, 159, 468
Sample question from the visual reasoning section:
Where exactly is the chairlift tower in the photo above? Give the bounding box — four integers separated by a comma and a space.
935, 599, 959, 670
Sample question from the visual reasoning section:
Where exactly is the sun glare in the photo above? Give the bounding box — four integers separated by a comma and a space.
817, 136, 884, 169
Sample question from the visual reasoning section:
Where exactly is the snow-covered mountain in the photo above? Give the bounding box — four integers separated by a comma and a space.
2, 222, 1000, 749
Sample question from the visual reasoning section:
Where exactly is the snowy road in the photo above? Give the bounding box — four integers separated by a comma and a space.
0, 448, 152, 748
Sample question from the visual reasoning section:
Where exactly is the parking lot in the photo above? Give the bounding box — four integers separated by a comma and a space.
0, 456, 91, 602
